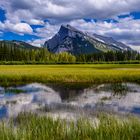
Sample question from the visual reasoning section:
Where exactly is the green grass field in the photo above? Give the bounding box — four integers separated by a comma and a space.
0, 64, 140, 86
1, 64, 140, 139
0, 113, 140, 140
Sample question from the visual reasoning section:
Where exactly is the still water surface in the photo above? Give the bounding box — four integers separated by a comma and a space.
0, 83, 140, 119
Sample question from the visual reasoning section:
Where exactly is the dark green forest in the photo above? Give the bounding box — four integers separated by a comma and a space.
0, 41, 140, 64
0, 41, 76, 63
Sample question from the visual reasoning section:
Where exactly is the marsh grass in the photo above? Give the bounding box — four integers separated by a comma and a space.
0, 64, 140, 139
0, 113, 140, 140
0, 64, 140, 87
100, 96, 112, 101
111, 83, 128, 96
5, 88, 26, 94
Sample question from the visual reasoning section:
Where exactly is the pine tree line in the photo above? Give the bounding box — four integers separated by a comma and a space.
0, 41, 140, 63
0, 42, 76, 63
77, 51, 140, 62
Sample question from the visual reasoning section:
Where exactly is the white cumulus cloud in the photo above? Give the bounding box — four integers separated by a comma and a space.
1, 0, 140, 23
0, 0, 140, 50
0, 21, 33, 34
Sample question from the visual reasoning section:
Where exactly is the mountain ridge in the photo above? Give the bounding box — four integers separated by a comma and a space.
0, 40, 38, 49
44, 24, 132, 55
0, 25, 133, 55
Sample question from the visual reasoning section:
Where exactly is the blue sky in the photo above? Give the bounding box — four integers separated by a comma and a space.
0, 0, 140, 50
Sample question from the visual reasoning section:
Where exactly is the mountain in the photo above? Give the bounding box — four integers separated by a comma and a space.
44, 25, 132, 55
92, 34, 130, 51
0, 40, 37, 49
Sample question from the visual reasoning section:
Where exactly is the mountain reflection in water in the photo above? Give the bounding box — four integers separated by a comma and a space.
0, 83, 140, 119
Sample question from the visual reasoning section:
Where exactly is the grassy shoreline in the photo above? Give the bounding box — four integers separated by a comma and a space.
1, 60, 140, 65
0, 64, 140, 86
1, 64, 140, 139
0, 113, 140, 140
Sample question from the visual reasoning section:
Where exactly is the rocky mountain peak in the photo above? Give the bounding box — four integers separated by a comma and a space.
44, 25, 132, 55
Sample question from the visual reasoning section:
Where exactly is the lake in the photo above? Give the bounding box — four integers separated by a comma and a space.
0, 83, 140, 120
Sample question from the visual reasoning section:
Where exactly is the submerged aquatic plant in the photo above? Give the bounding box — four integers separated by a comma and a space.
111, 83, 128, 96
5, 88, 26, 94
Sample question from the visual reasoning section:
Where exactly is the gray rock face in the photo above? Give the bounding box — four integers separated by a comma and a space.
92, 34, 131, 51
44, 25, 132, 55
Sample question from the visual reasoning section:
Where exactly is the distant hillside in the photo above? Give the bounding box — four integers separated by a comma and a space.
0, 40, 38, 50
44, 25, 132, 55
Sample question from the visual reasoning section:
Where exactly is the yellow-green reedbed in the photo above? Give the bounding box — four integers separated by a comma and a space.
0, 64, 140, 85
0, 113, 140, 140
